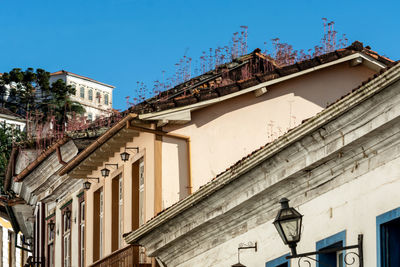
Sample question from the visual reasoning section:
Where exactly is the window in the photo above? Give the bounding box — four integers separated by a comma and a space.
80, 87, 85, 99
119, 177, 123, 248
62, 205, 72, 267
88, 89, 93, 101
316, 230, 346, 267
266, 253, 290, 267
79, 197, 85, 267
377, 207, 400, 267
47, 217, 55, 267
139, 159, 145, 226
112, 175, 123, 251
87, 113, 93, 121
104, 94, 109, 105
93, 188, 103, 261
96, 92, 101, 104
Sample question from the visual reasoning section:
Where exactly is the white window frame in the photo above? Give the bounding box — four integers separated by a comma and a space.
63, 212, 71, 267
80, 201, 85, 267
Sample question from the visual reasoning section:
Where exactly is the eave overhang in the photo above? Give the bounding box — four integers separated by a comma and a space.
58, 113, 139, 178
138, 53, 386, 123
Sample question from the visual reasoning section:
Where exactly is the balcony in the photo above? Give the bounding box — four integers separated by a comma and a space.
90, 245, 152, 267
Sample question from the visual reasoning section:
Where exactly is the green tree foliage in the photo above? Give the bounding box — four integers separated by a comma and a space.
0, 123, 25, 192
0, 68, 85, 125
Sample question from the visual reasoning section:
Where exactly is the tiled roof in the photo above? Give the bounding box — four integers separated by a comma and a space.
51, 70, 115, 88
129, 41, 394, 115
0, 107, 24, 119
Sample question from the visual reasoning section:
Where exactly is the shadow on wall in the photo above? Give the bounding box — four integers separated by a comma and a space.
166, 63, 376, 129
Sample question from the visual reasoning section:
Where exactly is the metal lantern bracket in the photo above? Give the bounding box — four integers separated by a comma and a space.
105, 163, 118, 169
126, 147, 139, 152
232, 242, 257, 267
286, 234, 364, 267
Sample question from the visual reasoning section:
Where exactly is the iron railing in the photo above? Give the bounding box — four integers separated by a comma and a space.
90, 245, 151, 267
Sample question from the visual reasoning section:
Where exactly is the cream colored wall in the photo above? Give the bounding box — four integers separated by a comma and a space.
161, 137, 189, 209
85, 131, 155, 265
51, 187, 83, 267
164, 63, 376, 192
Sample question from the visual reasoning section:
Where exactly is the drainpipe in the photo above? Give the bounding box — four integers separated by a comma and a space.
126, 123, 193, 195
56, 146, 67, 165
5, 205, 33, 252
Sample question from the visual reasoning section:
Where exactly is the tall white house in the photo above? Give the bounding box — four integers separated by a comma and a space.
50, 71, 114, 121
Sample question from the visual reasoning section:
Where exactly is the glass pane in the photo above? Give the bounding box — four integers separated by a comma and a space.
281, 219, 299, 242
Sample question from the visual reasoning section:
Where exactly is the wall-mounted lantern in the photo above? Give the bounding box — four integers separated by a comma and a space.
273, 198, 364, 266
48, 220, 55, 231
120, 147, 139, 162
65, 208, 71, 220
273, 197, 303, 255
83, 177, 99, 190
101, 164, 118, 178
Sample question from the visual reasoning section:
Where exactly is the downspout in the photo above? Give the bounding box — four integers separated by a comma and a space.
56, 146, 67, 165
126, 123, 193, 195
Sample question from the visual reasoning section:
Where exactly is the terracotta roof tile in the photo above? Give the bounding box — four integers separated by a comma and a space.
129, 41, 395, 115
51, 70, 115, 88
0, 107, 24, 119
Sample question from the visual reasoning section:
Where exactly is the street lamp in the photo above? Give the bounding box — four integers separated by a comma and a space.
273, 198, 364, 266
273, 198, 302, 255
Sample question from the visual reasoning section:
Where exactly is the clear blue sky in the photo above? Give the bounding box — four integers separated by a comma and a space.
1, 0, 399, 111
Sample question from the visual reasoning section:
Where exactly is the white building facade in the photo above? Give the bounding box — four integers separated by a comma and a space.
124, 63, 400, 266
50, 71, 114, 121
0, 107, 26, 132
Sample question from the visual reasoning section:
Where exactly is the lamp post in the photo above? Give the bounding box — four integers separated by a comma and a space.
273, 198, 364, 267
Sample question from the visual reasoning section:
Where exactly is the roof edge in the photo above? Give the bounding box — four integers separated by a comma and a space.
13, 136, 70, 183
139, 52, 386, 121
124, 62, 400, 244
51, 70, 115, 89
58, 113, 137, 176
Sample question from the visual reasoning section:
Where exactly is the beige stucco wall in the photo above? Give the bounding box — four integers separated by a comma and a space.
164, 63, 375, 192
49, 184, 83, 267
85, 131, 156, 265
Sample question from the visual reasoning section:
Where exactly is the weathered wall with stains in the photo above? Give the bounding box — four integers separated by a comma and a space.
140, 76, 400, 267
